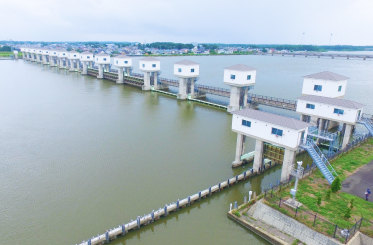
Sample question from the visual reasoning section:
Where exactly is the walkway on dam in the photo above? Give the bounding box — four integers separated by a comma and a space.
86, 68, 296, 111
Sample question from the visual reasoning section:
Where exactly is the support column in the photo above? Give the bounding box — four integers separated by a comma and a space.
117, 67, 124, 84
228, 86, 240, 112
126, 67, 130, 76
253, 140, 264, 172
281, 149, 296, 182
190, 77, 195, 97
97, 64, 103, 79
76, 60, 80, 72
90, 61, 93, 68
142, 72, 151, 90
153, 72, 158, 89
82, 62, 88, 75
69, 59, 74, 71
232, 133, 245, 167
243, 87, 249, 108
177, 77, 187, 99
105, 64, 110, 72
342, 124, 353, 149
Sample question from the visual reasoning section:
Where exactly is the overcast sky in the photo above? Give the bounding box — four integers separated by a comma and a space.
1, 0, 372, 45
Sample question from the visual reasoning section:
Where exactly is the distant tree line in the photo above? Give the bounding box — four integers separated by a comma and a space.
0, 46, 11, 51
143, 42, 194, 50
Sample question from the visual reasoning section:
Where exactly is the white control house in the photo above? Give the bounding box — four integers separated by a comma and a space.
224, 64, 256, 112
174, 60, 199, 99
231, 108, 311, 181
139, 57, 160, 91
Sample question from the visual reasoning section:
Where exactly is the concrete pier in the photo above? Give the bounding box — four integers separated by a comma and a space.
232, 133, 245, 167
253, 140, 264, 171
280, 149, 296, 182
117, 67, 124, 84
142, 72, 151, 90
177, 77, 187, 99
82, 62, 88, 75
342, 124, 353, 149
98, 64, 104, 79
75, 164, 278, 245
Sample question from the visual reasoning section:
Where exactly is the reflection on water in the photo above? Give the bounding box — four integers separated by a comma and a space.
0, 55, 372, 245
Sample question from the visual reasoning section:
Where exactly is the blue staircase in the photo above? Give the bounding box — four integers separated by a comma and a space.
300, 139, 338, 185
357, 116, 373, 136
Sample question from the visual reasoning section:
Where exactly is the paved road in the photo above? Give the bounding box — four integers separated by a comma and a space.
342, 161, 373, 203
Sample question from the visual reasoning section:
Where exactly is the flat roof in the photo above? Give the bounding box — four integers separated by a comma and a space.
115, 55, 131, 58
303, 71, 349, 81
140, 57, 159, 61
298, 95, 365, 109
174, 60, 199, 65
95, 52, 110, 56
224, 64, 257, 72
232, 108, 311, 130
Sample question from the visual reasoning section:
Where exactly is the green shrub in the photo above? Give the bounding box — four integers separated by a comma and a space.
331, 177, 341, 193
317, 196, 321, 206
232, 210, 241, 217
326, 190, 331, 200
350, 198, 354, 209
344, 208, 351, 218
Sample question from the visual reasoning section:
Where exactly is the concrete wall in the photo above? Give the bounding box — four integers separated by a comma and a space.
232, 115, 305, 150
302, 78, 347, 98
80, 54, 94, 62
174, 64, 199, 77
68, 52, 79, 59
252, 201, 340, 245
58, 51, 67, 58
139, 60, 160, 72
114, 57, 132, 67
224, 69, 256, 87
95, 55, 111, 64
348, 232, 373, 245
297, 99, 361, 124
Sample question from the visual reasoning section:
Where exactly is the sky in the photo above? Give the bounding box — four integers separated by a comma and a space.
1, 0, 372, 45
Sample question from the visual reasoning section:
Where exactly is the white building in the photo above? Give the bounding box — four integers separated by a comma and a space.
67, 51, 80, 72
231, 108, 311, 181
139, 57, 160, 90
57, 50, 68, 69
174, 60, 199, 99
302, 71, 348, 98
94, 52, 111, 78
41, 49, 50, 65
224, 64, 257, 112
48, 50, 59, 67
79, 52, 94, 75
297, 95, 365, 149
113, 55, 132, 84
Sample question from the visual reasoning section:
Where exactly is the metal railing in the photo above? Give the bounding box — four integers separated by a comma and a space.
247, 93, 297, 110
195, 84, 230, 97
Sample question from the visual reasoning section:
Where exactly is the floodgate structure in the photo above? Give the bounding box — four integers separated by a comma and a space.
17, 48, 373, 245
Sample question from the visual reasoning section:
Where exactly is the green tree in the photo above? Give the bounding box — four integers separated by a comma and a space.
66, 47, 72, 51
350, 198, 355, 209
331, 177, 341, 193
261, 48, 267, 53
0, 45, 11, 52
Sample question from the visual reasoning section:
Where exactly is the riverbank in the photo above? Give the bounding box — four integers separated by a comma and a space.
229, 139, 373, 243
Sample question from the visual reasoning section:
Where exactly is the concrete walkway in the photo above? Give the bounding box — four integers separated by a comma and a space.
341, 161, 373, 203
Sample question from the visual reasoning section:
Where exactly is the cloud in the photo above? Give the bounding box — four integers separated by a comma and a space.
1, 0, 372, 45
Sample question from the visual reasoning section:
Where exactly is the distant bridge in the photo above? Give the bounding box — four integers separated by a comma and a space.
254, 52, 373, 60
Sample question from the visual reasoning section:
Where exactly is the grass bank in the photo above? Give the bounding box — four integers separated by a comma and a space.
269, 138, 373, 236
0, 52, 22, 57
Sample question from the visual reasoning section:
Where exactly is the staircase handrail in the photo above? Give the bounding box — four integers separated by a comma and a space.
307, 126, 339, 141
306, 139, 338, 178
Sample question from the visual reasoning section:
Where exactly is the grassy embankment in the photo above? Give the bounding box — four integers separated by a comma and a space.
0, 52, 23, 57
267, 139, 373, 236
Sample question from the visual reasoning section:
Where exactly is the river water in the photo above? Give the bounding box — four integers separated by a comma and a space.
0, 53, 372, 245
